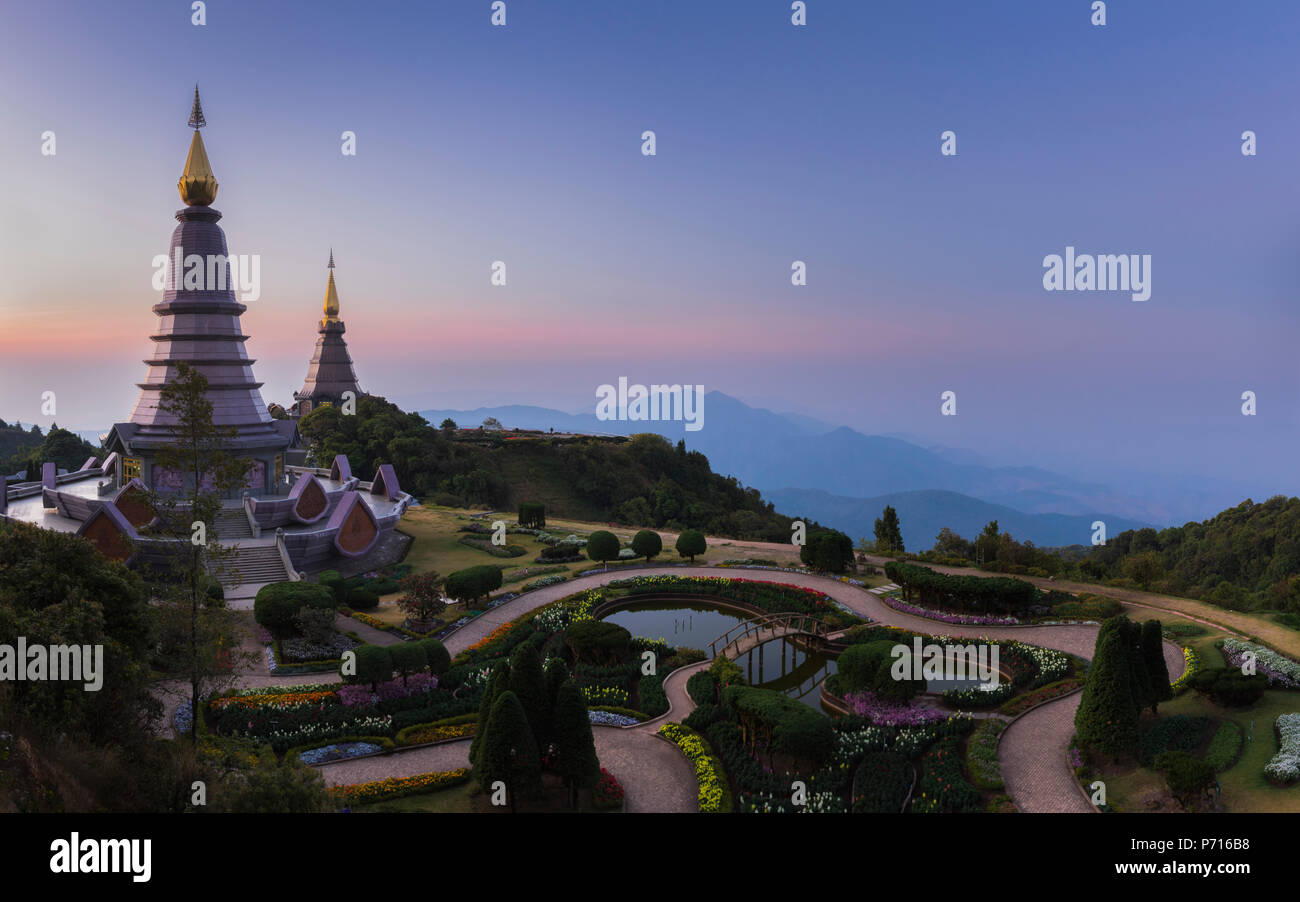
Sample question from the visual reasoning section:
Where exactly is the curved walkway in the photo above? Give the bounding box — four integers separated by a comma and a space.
200, 564, 1188, 813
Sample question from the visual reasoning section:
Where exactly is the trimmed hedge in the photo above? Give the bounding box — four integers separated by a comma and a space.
254, 581, 336, 634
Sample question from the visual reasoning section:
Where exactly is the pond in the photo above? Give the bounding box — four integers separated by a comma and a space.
601, 599, 838, 712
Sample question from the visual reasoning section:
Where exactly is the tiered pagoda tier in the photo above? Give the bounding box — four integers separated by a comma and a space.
105, 87, 294, 496
293, 251, 364, 416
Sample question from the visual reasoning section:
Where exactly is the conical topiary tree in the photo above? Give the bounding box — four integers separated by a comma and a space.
543, 657, 569, 721
470, 661, 510, 767
550, 679, 600, 810
509, 641, 550, 748
475, 690, 542, 812
1141, 619, 1173, 713
1075, 618, 1140, 761
1123, 618, 1154, 716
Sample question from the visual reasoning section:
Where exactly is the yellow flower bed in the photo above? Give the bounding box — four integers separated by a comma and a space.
658, 723, 728, 813
210, 689, 338, 711
329, 768, 471, 805
1169, 644, 1200, 694
399, 722, 477, 745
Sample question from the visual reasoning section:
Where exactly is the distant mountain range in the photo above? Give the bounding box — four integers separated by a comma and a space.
761, 487, 1146, 552
416, 391, 1163, 547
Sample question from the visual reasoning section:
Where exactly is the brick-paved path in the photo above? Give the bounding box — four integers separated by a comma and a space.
188, 564, 1191, 812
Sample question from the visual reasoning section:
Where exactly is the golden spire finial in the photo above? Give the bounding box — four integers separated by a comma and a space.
323, 252, 340, 323
179, 85, 218, 205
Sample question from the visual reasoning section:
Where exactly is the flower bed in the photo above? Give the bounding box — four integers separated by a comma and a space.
1169, 644, 1200, 694
1222, 638, 1300, 689
280, 632, 357, 663
298, 741, 384, 765
1264, 713, 1300, 784
658, 723, 730, 813
964, 719, 1005, 791
581, 685, 629, 708
843, 691, 949, 727
521, 574, 568, 591
608, 575, 840, 619
397, 721, 476, 745
589, 710, 639, 727
881, 593, 1020, 626
997, 678, 1082, 717
593, 768, 625, 809
210, 689, 339, 712
338, 673, 438, 707
329, 768, 471, 806
851, 750, 913, 812
910, 737, 981, 812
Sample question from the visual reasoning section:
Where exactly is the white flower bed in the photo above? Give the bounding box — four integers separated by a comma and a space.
1222, 638, 1300, 688
1264, 713, 1300, 784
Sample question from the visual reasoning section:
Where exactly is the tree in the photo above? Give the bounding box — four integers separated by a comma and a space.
518, 502, 546, 528
975, 520, 1000, 564
873, 506, 904, 554
417, 638, 451, 676
395, 571, 446, 624
1141, 619, 1173, 713
482, 416, 503, 431
445, 564, 503, 605
550, 679, 600, 809
586, 530, 621, 568
1074, 617, 1140, 761
1122, 618, 1154, 715
1122, 551, 1163, 590
675, 528, 707, 562
800, 529, 854, 573
148, 363, 256, 745
631, 529, 663, 561
439, 418, 457, 432
508, 642, 550, 748
475, 690, 542, 811
471, 662, 510, 767
388, 641, 427, 686
351, 644, 393, 690
543, 657, 569, 714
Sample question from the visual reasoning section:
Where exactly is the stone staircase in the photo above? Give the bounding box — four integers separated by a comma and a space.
211, 544, 289, 590
213, 508, 254, 540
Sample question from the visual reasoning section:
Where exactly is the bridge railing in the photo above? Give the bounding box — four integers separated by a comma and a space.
707, 611, 829, 659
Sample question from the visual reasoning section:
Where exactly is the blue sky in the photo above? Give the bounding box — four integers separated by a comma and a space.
1, 0, 1297, 503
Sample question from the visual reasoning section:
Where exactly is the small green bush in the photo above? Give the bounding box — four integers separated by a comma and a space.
1205, 721, 1243, 771
349, 644, 394, 687
389, 641, 427, 679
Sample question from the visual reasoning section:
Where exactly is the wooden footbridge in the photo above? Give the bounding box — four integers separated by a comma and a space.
706, 611, 833, 660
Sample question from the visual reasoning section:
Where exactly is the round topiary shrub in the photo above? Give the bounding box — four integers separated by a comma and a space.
418, 638, 451, 676
389, 641, 427, 679
586, 530, 621, 565
254, 581, 335, 635
631, 529, 663, 561
348, 587, 380, 610
348, 644, 394, 687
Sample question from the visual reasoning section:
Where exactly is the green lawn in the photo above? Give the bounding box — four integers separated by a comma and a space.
1095, 631, 1300, 813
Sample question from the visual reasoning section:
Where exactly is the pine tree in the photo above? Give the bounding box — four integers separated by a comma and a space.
1141, 619, 1173, 713
509, 642, 549, 749
470, 661, 510, 767
1075, 618, 1140, 761
475, 690, 541, 811
550, 679, 600, 810
874, 505, 904, 553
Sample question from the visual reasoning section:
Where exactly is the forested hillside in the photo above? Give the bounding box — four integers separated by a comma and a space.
299, 396, 812, 542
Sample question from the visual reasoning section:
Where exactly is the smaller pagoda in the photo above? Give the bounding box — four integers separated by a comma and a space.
293, 250, 364, 417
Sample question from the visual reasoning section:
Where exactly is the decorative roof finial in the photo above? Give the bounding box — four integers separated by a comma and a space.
179, 85, 218, 205
188, 84, 207, 129
323, 250, 340, 323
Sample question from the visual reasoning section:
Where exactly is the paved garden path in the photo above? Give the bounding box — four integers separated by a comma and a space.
194, 564, 1189, 813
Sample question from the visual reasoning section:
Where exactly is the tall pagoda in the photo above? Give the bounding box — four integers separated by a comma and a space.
104, 86, 295, 496
292, 250, 364, 417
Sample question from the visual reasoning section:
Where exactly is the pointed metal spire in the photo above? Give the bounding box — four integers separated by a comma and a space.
327, 248, 335, 269
188, 84, 207, 129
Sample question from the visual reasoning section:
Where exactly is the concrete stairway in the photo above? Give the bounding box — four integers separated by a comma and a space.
211, 544, 288, 589
213, 508, 254, 540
